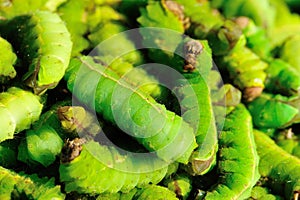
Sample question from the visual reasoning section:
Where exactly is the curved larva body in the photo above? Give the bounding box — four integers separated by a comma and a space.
1, 11, 72, 95
254, 130, 300, 200
59, 140, 169, 194
205, 104, 260, 200
0, 87, 43, 142
0, 166, 65, 199
65, 56, 198, 164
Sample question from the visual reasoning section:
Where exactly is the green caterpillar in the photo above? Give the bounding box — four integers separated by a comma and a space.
59, 138, 169, 194
168, 39, 218, 175
253, 129, 300, 200
0, 166, 65, 199
217, 36, 268, 101
17, 103, 68, 167
0, 11, 72, 94
204, 104, 260, 200
0, 37, 17, 84
247, 93, 299, 129
65, 56, 198, 164
264, 59, 300, 97
0, 87, 43, 142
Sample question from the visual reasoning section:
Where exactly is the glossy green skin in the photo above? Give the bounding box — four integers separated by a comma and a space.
1, 11, 72, 94
205, 104, 260, 200
65, 56, 198, 164
247, 93, 298, 129
175, 74, 218, 175
0, 37, 17, 83
265, 59, 300, 96
60, 140, 169, 194
0, 87, 43, 142
254, 130, 300, 199
0, 166, 64, 200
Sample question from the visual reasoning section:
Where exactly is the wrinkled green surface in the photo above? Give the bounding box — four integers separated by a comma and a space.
60, 140, 169, 194
0, 166, 65, 199
205, 104, 260, 200
254, 130, 300, 199
1, 11, 72, 94
0, 87, 43, 142
65, 56, 197, 164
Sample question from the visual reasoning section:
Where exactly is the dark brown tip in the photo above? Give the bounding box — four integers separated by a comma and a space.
60, 138, 86, 163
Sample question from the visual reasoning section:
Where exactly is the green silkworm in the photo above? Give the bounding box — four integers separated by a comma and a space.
0, 87, 43, 142
218, 35, 268, 101
1, 11, 72, 94
204, 104, 260, 200
275, 129, 300, 159
247, 93, 299, 129
64, 56, 197, 164
0, 36, 17, 84
211, 0, 276, 29
59, 138, 169, 194
264, 59, 300, 97
17, 101, 75, 167
0, 166, 65, 199
169, 39, 218, 175
18, 110, 64, 167
253, 129, 300, 200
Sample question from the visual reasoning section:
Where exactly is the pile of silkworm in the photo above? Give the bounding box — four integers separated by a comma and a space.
0, 0, 300, 199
